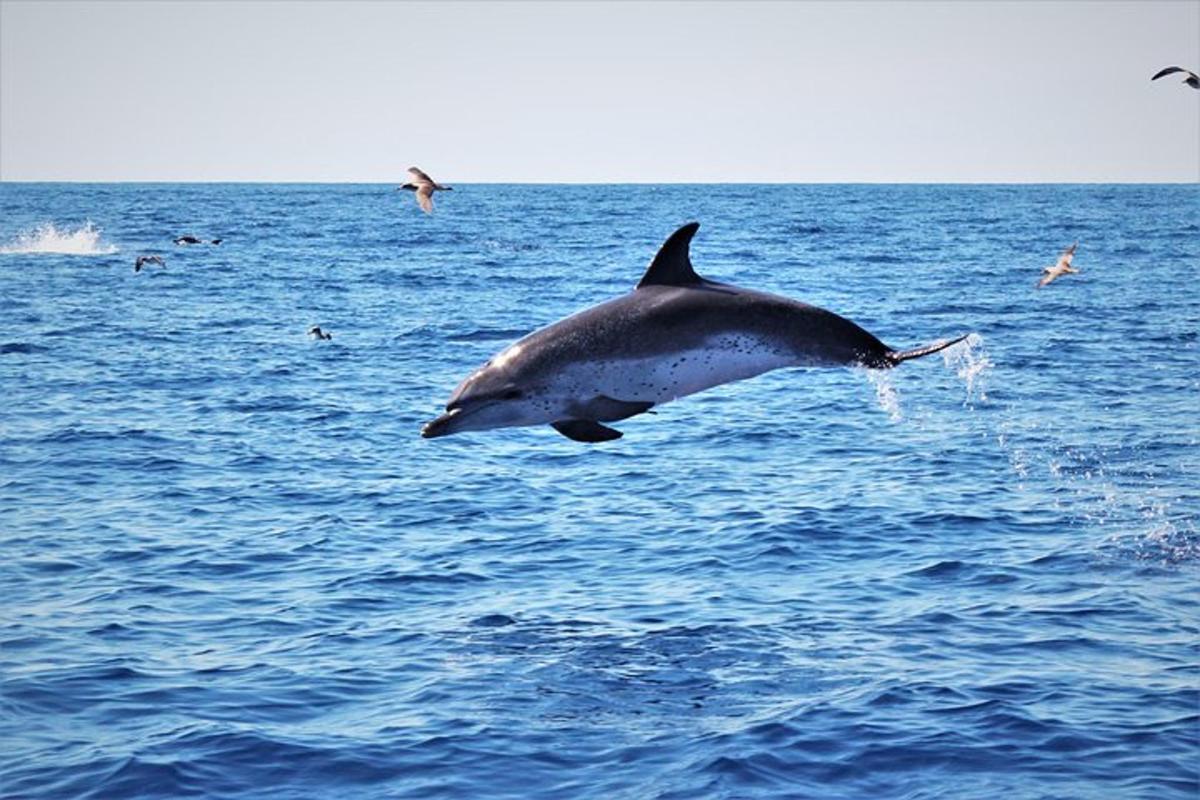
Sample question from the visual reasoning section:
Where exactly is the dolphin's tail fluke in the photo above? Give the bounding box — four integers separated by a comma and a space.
885, 333, 970, 366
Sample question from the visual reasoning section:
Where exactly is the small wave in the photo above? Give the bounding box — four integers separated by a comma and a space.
0, 342, 48, 355
447, 328, 531, 343
0, 221, 119, 255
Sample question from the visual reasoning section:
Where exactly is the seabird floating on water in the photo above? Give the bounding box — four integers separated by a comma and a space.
1037, 242, 1080, 288
134, 255, 165, 272
399, 167, 452, 213
308, 326, 333, 340
1151, 66, 1199, 89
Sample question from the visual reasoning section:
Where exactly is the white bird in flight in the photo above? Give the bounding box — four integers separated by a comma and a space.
399, 167, 453, 213
1037, 242, 1080, 288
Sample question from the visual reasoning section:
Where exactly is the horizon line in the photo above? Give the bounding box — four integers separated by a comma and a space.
1, 179, 1197, 186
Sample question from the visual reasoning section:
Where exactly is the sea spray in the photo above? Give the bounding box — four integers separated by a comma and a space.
0, 221, 119, 255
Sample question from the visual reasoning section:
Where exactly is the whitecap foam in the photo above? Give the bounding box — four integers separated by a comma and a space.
0, 221, 119, 255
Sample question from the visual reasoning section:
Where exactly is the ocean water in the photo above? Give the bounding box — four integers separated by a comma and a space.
1, 183, 1197, 799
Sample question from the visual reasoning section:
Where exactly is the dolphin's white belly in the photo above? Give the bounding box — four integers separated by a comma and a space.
557, 333, 822, 405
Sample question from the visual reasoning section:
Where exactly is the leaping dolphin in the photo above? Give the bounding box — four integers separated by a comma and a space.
422, 223, 969, 443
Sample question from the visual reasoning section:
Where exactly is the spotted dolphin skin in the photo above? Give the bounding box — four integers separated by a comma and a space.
422, 223, 968, 443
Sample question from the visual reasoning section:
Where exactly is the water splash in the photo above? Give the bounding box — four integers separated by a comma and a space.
863, 368, 903, 422
0, 221, 119, 255
942, 333, 992, 405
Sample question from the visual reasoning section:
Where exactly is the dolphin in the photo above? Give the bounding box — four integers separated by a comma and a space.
422, 222, 968, 443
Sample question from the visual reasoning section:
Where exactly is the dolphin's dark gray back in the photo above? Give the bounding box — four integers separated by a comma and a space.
631, 221, 965, 368
500, 222, 953, 375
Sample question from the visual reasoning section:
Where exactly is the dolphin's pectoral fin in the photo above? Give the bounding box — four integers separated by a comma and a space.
552, 420, 623, 443
580, 395, 655, 422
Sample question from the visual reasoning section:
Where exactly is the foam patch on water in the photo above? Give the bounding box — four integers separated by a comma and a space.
0, 221, 119, 255
942, 333, 991, 405
991, 412, 1199, 565
1096, 502, 1199, 566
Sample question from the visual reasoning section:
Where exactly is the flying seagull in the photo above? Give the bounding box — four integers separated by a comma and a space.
1151, 66, 1199, 89
1037, 242, 1080, 288
399, 167, 452, 213
308, 326, 333, 340
134, 255, 165, 272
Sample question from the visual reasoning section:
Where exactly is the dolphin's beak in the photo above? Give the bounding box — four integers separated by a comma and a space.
421, 408, 462, 439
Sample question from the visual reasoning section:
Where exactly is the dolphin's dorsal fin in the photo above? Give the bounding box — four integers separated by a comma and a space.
637, 222, 702, 289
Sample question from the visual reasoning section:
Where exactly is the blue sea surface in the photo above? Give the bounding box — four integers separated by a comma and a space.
1, 183, 1197, 799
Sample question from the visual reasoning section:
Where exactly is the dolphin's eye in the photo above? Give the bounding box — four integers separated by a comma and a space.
501, 389, 523, 400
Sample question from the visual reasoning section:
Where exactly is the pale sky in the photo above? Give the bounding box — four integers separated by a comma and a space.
1, 0, 1197, 182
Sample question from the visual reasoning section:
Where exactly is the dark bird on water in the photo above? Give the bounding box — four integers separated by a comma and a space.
134, 255, 165, 272
399, 167, 452, 213
174, 236, 222, 245
1151, 66, 1199, 89
309, 326, 333, 340
1037, 243, 1080, 288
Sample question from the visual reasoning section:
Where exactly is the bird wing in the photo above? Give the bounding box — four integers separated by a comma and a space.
416, 185, 434, 213
1151, 66, 1184, 81
1038, 268, 1063, 287
408, 167, 436, 186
